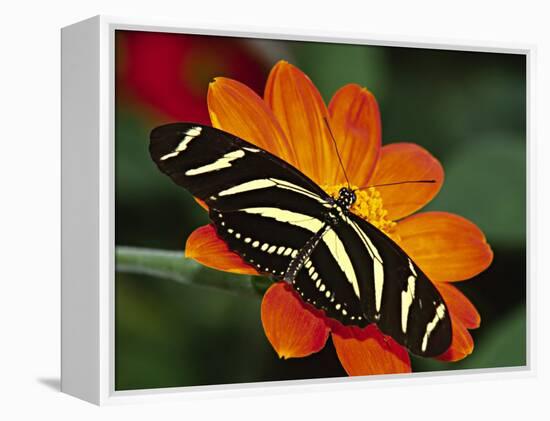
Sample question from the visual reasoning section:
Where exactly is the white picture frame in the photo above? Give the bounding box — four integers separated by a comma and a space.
61, 15, 534, 405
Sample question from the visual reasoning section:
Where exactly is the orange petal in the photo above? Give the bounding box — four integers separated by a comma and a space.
207, 77, 297, 165
436, 282, 480, 329
185, 224, 258, 275
194, 197, 208, 211
261, 283, 330, 359
264, 61, 333, 185
394, 211, 493, 282
436, 318, 475, 362
369, 143, 444, 220
331, 324, 411, 376
328, 84, 381, 186
435, 282, 478, 361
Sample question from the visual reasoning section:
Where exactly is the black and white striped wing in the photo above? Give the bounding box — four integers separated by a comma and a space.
150, 122, 452, 357
349, 215, 451, 356
150, 123, 332, 278
292, 212, 452, 357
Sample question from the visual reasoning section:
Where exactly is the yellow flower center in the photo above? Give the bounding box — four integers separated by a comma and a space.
322, 183, 397, 237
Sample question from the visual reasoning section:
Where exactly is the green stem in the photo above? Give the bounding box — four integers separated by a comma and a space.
115, 246, 273, 298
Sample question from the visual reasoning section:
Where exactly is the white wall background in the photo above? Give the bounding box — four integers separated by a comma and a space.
1, 0, 548, 419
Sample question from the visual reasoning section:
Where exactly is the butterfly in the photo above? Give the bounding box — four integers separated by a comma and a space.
149, 123, 452, 357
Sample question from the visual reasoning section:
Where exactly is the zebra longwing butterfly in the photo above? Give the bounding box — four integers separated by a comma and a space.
149, 123, 452, 357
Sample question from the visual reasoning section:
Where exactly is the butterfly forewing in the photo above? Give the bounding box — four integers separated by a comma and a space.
150, 123, 330, 209
150, 123, 453, 358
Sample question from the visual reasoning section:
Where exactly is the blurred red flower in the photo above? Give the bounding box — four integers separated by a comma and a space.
116, 30, 268, 124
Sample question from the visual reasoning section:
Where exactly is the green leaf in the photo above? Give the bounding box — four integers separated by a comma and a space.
460, 305, 527, 369
116, 246, 273, 298
426, 134, 526, 247
290, 42, 389, 102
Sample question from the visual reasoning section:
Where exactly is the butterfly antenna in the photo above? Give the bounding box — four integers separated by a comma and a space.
357, 179, 436, 190
324, 117, 351, 190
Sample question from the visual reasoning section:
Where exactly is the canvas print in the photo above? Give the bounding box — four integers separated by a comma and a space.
115, 29, 526, 390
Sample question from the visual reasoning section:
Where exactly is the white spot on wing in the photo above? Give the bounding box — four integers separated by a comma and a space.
421, 303, 446, 352
185, 149, 245, 176
218, 178, 327, 204
322, 229, 361, 299
186, 127, 202, 136
218, 179, 276, 197
160, 151, 179, 161
239, 207, 324, 234
408, 258, 417, 277
401, 276, 416, 333
346, 217, 384, 311
160, 126, 202, 160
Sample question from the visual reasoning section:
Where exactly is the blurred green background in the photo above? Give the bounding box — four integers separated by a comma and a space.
114, 30, 526, 390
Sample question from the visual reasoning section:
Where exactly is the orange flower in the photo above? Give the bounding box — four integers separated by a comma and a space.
185, 60, 493, 375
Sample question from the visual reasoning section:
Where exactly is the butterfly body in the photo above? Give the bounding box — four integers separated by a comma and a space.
150, 123, 452, 357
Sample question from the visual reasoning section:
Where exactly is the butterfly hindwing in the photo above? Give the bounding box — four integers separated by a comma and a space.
292, 227, 369, 327
346, 213, 452, 357
210, 207, 318, 279
291, 215, 451, 357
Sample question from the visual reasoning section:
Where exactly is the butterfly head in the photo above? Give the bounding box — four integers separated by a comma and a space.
337, 187, 356, 209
